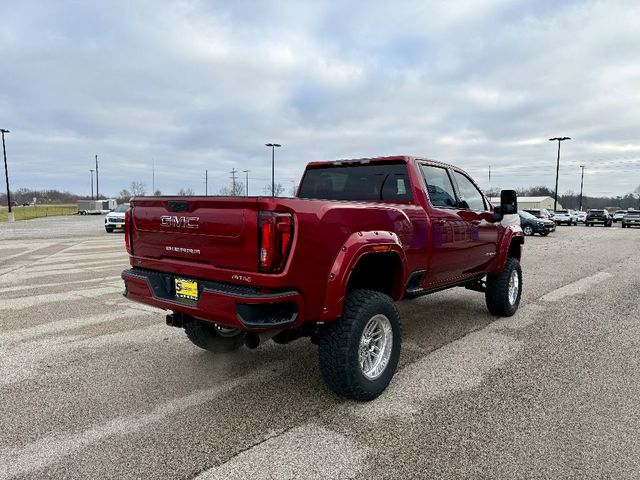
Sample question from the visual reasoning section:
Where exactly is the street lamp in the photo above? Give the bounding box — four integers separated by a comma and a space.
89, 169, 95, 200
579, 165, 585, 211
549, 136, 571, 211
265, 143, 281, 196
1, 128, 12, 221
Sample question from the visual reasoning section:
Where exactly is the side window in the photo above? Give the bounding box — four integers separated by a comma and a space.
419, 165, 457, 208
452, 171, 486, 211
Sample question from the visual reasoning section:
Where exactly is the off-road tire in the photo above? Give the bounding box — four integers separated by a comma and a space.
319, 289, 402, 401
523, 225, 534, 236
485, 257, 522, 317
184, 319, 245, 353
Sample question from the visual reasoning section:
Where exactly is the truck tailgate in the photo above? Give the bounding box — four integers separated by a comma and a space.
130, 197, 259, 273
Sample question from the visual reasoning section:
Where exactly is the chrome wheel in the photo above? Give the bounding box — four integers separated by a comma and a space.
508, 269, 519, 305
359, 314, 393, 380
523, 225, 533, 236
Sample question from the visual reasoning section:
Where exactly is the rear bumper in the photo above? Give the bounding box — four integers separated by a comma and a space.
121, 268, 305, 331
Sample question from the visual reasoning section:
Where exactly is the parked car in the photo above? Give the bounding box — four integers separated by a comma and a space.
612, 210, 627, 223
121, 155, 525, 401
519, 210, 555, 236
576, 211, 587, 223
524, 208, 554, 221
621, 210, 640, 228
552, 209, 577, 226
104, 203, 129, 232
585, 209, 612, 227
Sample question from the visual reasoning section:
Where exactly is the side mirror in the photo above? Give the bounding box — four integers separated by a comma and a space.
500, 189, 518, 215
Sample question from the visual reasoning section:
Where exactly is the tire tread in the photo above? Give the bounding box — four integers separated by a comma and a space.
319, 289, 401, 401
485, 257, 522, 317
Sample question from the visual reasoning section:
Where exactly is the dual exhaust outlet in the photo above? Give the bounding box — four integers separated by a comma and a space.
165, 313, 263, 349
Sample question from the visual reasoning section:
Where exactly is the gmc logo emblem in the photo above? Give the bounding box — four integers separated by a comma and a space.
160, 215, 200, 229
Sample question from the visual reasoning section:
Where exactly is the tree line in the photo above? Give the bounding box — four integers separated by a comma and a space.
5, 182, 637, 209
486, 184, 640, 210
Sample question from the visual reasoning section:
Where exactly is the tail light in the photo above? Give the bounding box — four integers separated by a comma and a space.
258, 211, 293, 273
124, 208, 133, 255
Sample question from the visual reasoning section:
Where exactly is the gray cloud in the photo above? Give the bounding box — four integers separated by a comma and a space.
1, 0, 639, 197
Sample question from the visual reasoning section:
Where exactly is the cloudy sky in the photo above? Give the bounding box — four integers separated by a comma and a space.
1, 0, 639, 198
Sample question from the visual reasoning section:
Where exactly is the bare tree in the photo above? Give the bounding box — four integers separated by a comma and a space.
153, 189, 162, 196
219, 182, 245, 196
130, 181, 146, 196
263, 183, 285, 196
118, 189, 132, 203
177, 188, 195, 196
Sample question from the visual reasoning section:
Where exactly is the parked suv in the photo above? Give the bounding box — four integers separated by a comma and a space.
519, 210, 555, 236
585, 209, 612, 227
621, 210, 640, 228
524, 209, 554, 221
552, 209, 577, 226
104, 203, 129, 232
121, 156, 525, 401
612, 210, 627, 223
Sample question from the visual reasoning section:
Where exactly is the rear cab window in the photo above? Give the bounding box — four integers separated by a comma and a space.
297, 161, 412, 202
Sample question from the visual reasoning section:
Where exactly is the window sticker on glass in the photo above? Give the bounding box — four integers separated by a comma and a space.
397, 178, 406, 195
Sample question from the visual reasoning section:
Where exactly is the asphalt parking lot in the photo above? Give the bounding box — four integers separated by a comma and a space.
1, 216, 639, 479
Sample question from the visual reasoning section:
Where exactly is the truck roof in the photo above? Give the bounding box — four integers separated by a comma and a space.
305, 155, 459, 171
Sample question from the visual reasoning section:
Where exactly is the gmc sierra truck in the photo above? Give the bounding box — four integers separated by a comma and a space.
122, 155, 524, 401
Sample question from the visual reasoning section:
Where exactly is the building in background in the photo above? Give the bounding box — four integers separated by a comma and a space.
489, 195, 561, 211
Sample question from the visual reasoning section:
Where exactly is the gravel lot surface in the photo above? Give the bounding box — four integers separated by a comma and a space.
1, 216, 639, 479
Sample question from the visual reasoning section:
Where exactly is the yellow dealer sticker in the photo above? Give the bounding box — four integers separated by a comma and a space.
175, 278, 198, 300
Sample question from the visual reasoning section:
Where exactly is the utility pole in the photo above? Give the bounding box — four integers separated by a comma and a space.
230, 168, 237, 194
205, 169, 208, 196
1, 129, 12, 222
549, 137, 571, 211
265, 143, 281, 196
243, 169, 250, 196
488, 165, 492, 195
90, 169, 94, 199
152, 158, 155, 194
579, 165, 585, 211
95, 154, 99, 199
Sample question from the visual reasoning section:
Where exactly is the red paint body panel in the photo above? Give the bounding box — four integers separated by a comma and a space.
122, 156, 523, 331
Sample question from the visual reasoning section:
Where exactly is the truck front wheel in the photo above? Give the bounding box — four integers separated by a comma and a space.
319, 289, 402, 401
485, 257, 522, 316
184, 319, 245, 353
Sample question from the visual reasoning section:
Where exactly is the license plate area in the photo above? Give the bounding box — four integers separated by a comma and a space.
175, 278, 199, 300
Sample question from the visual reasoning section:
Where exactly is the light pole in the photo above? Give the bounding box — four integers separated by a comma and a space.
265, 143, 281, 196
549, 136, 571, 211
579, 165, 585, 211
95, 154, 99, 199
243, 169, 250, 196
90, 169, 95, 200
1, 128, 12, 221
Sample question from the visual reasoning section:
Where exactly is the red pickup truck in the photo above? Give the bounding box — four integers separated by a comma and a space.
122, 155, 524, 400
